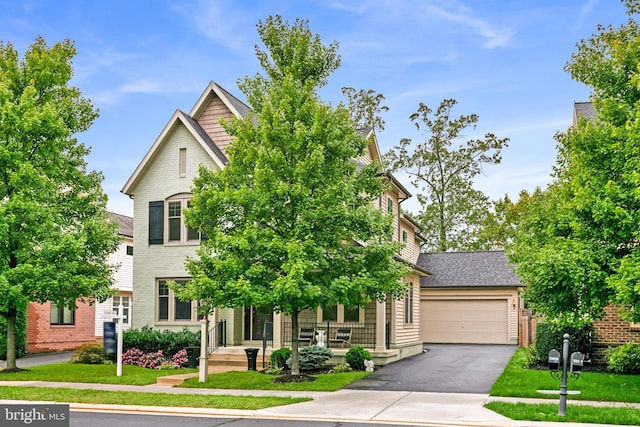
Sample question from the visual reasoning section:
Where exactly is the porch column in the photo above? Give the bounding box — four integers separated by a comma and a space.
375, 300, 386, 352
273, 312, 282, 348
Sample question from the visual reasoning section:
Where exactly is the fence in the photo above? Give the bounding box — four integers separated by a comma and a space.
208, 319, 226, 352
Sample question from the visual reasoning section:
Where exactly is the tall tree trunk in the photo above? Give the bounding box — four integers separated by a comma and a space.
291, 310, 300, 376
6, 309, 17, 370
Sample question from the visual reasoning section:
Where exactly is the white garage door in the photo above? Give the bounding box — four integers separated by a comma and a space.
421, 299, 508, 344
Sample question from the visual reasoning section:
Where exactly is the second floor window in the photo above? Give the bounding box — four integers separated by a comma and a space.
148, 196, 200, 245
50, 302, 74, 325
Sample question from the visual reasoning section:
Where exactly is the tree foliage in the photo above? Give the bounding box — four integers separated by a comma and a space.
177, 16, 409, 375
0, 37, 120, 368
385, 99, 508, 252
508, 1, 640, 321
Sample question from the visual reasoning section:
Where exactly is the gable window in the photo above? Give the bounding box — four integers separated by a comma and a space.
387, 197, 393, 214
50, 302, 74, 325
179, 148, 187, 177
157, 279, 197, 322
402, 230, 408, 243
126, 245, 133, 256
404, 284, 414, 324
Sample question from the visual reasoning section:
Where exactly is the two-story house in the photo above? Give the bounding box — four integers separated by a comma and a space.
25, 212, 133, 353
122, 81, 428, 364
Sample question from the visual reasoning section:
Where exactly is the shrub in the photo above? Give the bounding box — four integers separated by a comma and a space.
287, 346, 333, 371
270, 347, 292, 369
123, 326, 199, 357
345, 346, 372, 371
607, 342, 640, 374
533, 320, 593, 365
72, 343, 106, 364
329, 363, 352, 373
122, 347, 189, 369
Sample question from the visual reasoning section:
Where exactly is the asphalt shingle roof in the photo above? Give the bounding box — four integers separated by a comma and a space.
418, 250, 521, 288
110, 212, 133, 238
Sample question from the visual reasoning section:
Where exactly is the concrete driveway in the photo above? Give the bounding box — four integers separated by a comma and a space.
346, 343, 517, 393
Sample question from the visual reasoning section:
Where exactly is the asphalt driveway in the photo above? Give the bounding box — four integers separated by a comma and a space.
346, 343, 517, 393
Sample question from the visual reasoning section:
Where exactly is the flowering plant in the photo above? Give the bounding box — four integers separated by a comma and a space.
122, 347, 189, 369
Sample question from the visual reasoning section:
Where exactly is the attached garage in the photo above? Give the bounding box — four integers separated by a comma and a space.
420, 298, 509, 344
417, 251, 522, 345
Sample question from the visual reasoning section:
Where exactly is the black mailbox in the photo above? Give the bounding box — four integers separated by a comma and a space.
570, 351, 583, 374
548, 349, 560, 371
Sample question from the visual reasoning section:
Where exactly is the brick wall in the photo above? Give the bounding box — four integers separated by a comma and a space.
26, 300, 96, 353
592, 304, 640, 363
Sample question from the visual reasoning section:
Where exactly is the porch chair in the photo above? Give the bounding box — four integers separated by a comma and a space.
298, 327, 316, 346
329, 327, 352, 348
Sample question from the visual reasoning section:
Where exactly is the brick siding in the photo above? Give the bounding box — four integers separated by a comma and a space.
592, 304, 640, 363
26, 300, 96, 353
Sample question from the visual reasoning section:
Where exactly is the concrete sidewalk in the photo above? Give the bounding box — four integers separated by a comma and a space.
0, 380, 628, 427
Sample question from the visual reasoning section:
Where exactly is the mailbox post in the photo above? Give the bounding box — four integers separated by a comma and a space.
548, 333, 582, 417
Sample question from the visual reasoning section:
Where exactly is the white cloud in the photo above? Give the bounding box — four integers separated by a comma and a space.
423, 3, 514, 49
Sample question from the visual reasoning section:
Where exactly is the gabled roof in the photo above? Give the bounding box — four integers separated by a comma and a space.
190, 81, 250, 120
418, 250, 521, 288
109, 212, 133, 238
121, 109, 229, 195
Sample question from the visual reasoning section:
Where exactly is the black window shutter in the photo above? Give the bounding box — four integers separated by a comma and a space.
148, 201, 164, 244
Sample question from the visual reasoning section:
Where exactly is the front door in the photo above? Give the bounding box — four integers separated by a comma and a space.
244, 306, 273, 341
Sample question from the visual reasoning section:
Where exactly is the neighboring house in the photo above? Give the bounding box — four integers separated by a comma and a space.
94, 213, 134, 338
25, 212, 133, 353
121, 81, 428, 364
417, 251, 522, 345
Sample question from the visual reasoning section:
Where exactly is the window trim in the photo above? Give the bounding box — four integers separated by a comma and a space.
164, 195, 200, 245
50, 302, 75, 326
317, 305, 364, 323
112, 295, 131, 327
404, 284, 414, 324
156, 278, 198, 323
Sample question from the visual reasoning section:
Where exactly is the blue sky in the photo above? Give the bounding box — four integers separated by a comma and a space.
1, 0, 630, 217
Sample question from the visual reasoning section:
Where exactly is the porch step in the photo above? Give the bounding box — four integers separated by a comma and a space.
208, 347, 271, 371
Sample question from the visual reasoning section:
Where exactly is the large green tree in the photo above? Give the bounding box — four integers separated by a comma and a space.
176, 16, 409, 376
385, 99, 509, 252
508, 0, 640, 321
0, 37, 120, 369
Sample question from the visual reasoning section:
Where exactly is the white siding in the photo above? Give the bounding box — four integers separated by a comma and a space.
131, 123, 218, 332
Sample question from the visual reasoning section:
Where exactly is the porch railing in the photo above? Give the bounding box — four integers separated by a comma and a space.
282, 321, 377, 349
208, 319, 226, 353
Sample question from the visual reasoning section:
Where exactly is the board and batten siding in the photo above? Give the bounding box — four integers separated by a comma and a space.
131, 123, 218, 331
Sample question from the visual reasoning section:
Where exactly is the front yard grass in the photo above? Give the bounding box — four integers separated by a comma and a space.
0, 362, 197, 385
490, 348, 640, 403
0, 386, 309, 410
487, 348, 640, 425
181, 370, 370, 391
486, 401, 640, 426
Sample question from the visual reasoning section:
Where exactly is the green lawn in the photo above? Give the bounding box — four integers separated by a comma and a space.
0, 362, 197, 385
490, 348, 640, 402
486, 401, 640, 426
487, 348, 640, 425
181, 370, 370, 391
0, 386, 309, 410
